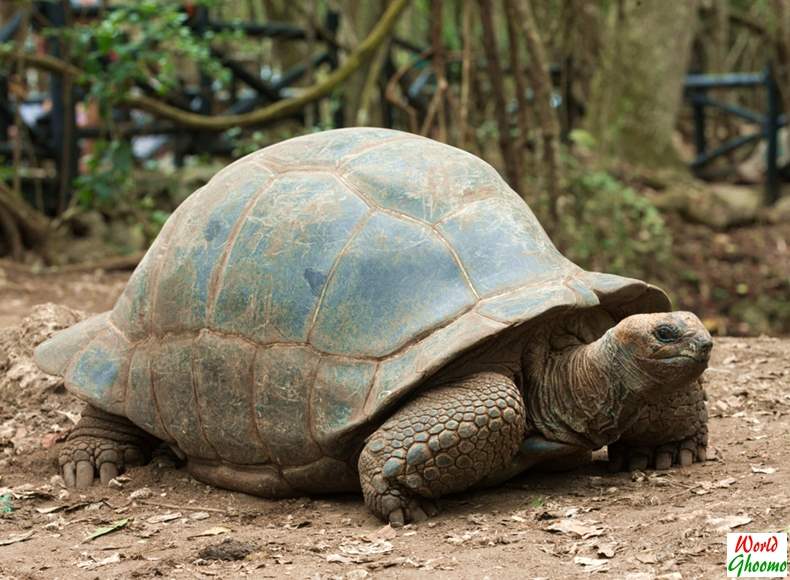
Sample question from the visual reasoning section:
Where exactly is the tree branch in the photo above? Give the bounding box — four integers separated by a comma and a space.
1, 0, 410, 131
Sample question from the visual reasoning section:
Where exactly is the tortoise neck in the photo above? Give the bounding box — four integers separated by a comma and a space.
525, 330, 648, 448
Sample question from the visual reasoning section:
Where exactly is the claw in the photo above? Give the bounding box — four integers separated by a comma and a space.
75, 460, 95, 488
654, 451, 672, 470
99, 462, 119, 484
678, 448, 694, 466
696, 446, 707, 462
628, 454, 649, 472
388, 508, 405, 528
63, 462, 76, 487
422, 500, 439, 517
410, 506, 428, 523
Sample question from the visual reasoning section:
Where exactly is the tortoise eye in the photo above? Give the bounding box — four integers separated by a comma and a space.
654, 324, 680, 343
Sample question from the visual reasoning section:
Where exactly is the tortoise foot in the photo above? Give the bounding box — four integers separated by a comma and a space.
358, 372, 525, 525
59, 404, 157, 488
364, 478, 440, 527
607, 435, 707, 472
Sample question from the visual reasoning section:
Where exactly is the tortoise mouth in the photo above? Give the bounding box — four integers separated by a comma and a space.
654, 354, 710, 366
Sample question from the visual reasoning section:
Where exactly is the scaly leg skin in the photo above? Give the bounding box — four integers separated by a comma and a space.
59, 404, 159, 488
358, 372, 525, 526
608, 378, 708, 472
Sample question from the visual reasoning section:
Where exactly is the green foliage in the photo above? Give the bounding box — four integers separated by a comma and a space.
60, 0, 231, 109
74, 140, 134, 208
553, 160, 673, 281
54, 0, 234, 217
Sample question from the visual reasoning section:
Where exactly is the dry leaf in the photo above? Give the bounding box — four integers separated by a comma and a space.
635, 552, 658, 564
35, 504, 67, 514
596, 542, 617, 558
366, 524, 397, 541
715, 478, 737, 488
706, 515, 752, 532
146, 512, 181, 524
77, 552, 121, 569
573, 556, 609, 572
189, 511, 210, 521
340, 539, 394, 557
0, 530, 34, 546
751, 465, 777, 475
546, 519, 606, 539
187, 526, 231, 539
84, 519, 129, 542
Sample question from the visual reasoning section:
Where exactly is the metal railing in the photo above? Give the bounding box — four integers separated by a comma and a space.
685, 66, 786, 205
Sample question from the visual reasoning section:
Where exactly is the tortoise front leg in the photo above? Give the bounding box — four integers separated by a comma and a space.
59, 404, 159, 488
358, 372, 525, 526
608, 378, 708, 471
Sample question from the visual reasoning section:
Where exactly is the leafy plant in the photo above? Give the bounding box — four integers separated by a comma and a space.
552, 159, 673, 281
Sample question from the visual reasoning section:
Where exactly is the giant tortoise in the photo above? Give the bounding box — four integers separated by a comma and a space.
35, 128, 712, 525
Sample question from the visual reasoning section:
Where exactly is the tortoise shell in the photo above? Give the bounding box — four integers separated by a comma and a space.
35, 128, 670, 471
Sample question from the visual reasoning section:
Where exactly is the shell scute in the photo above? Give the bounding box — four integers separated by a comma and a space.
340, 137, 510, 223
253, 345, 323, 466
257, 127, 403, 169
211, 172, 368, 344
194, 333, 267, 464
310, 211, 477, 358
149, 338, 217, 460
152, 164, 274, 334
437, 197, 571, 296
311, 357, 378, 455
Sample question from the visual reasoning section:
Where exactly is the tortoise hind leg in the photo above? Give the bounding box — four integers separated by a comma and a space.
358, 372, 526, 526
60, 404, 158, 488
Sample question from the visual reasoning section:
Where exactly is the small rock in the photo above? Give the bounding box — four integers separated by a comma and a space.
198, 538, 256, 561
129, 487, 152, 500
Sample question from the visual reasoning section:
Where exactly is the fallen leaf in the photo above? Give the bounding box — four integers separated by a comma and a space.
715, 478, 737, 488
596, 542, 617, 558
187, 526, 231, 539
189, 511, 210, 521
84, 518, 129, 542
0, 530, 34, 546
77, 552, 121, 569
340, 539, 394, 557
546, 519, 606, 539
751, 465, 777, 475
445, 530, 481, 545
365, 524, 397, 541
146, 512, 181, 524
35, 504, 67, 514
574, 556, 609, 572
636, 552, 658, 564
706, 515, 752, 532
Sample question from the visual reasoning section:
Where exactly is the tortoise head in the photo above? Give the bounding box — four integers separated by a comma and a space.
608, 311, 713, 387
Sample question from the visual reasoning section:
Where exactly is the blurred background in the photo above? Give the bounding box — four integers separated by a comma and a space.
0, 0, 788, 336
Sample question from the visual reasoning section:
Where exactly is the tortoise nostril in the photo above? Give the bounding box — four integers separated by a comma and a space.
696, 339, 713, 358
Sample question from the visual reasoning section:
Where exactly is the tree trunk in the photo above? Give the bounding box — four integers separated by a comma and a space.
585, 0, 699, 168
477, 0, 521, 189
512, 0, 562, 228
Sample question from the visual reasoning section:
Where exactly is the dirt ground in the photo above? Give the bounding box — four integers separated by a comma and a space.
0, 271, 788, 580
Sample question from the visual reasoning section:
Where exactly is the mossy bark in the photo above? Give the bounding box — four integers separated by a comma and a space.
585, 0, 699, 169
